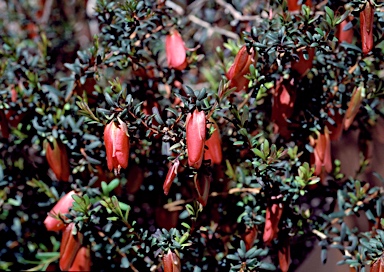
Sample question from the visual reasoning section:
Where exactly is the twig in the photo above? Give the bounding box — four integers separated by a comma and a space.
39, 0, 53, 25
215, 0, 262, 23
187, 14, 239, 40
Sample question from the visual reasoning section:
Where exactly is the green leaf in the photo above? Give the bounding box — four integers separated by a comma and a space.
107, 179, 120, 192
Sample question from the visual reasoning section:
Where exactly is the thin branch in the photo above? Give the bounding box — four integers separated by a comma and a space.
215, 0, 262, 23
187, 14, 239, 40
38, 0, 54, 25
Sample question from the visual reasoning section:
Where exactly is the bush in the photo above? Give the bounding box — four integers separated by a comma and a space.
0, 0, 383, 271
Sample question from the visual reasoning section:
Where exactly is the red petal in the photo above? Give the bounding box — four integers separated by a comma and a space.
69, 247, 91, 271
60, 224, 82, 271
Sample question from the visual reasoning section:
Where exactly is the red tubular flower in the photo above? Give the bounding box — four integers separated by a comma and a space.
155, 207, 179, 230
272, 79, 296, 139
60, 223, 83, 271
278, 238, 291, 272
326, 110, 344, 141
310, 129, 332, 177
370, 254, 384, 272
166, 29, 187, 71
163, 159, 180, 195
11, 88, 17, 103
360, 2, 374, 55
344, 87, 364, 130
69, 247, 91, 271
126, 164, 144, 194
195, 171, 211, 206
44, 191, 75, 231
336, 16, 354, 44
204, 119, 222, 165
263, 203, 283, 244
163, 250, 181, 272
226, 45, 255, 92
44, 138, 71, 181
291, 47, 315, 77
186, 110, 206, 169
104, 119, 130, 174
287, 0, 312, 12
243, 225, 257, 251
0, 111, 9, 139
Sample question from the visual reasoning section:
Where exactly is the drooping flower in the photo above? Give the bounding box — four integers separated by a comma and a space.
326, 109, 345, 141
155, 207, 179, 230
0, 111, 9, 139
44, 191, 75, 232
204, 119, 223, 165
44, 138, 71, 181
163, 159, 180, 195
126, 164, 144, 194
60, 223, 83, 271
278, 238, 291, 272
370, 253, 384, 272
310, 128, 332, 177
291, 47, 315, 77
344, 86, 364, 130
243, 225, 257, 251
263, 202, 284, 244
186, 110, 206, 169
68, 247, 91, 271
336, 16, 354, 44
166, 29, 188, 71
271, 79, 296, 139
226, 45, 255, 92
287, 0, 312, 12
360, 2, 374, 55
163, 249, 181, 272
195, 171, 211, 206
104, 119, 130, 174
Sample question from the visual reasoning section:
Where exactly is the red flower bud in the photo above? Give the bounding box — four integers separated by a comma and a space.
310, 129, 332, 177
166, 29, 188, 71
204, 119, 222, 165
163, 250, 181, 272
104, 119, 130, 174
360, 2, 374, 55
272, 79, 296, 138
11, 88, 17, 103
287, 0, 312, 12
44, 191, 75, 232
336, 16, 354, 44
263, 203, 283, 244
69, 247, 91, 271
44, 138, 71, 181
60, 223, 83, 271
278, 239, 291, 272
186, 110, 206, 169
163, 159, 180, 195
344, 86, 364, 130
226, 45, 255, 92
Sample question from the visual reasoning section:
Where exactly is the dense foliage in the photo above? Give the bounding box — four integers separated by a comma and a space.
0, 0, 383, 271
